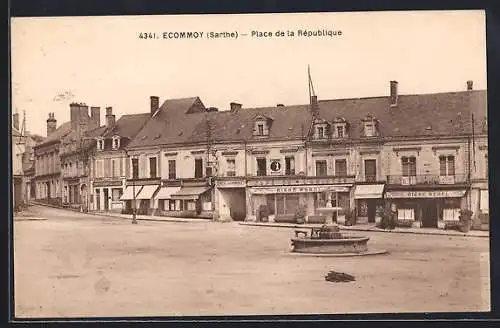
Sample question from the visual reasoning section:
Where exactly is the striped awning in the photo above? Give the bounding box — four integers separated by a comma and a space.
119, 186, 142, 201
354, 184, 385, 199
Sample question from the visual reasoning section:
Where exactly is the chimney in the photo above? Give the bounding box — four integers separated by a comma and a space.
150, 96, 159, 116
230, 102, 242, 112
13, 113, 19, 131
105, 107, 116, 129
277, 104, 285, 108
46, 112, 57, 136
467, 80, 473, 91
310, 95, 319, 117
69, 102, 80, 130
390, 80, 398, 107
90, 106, 101, 128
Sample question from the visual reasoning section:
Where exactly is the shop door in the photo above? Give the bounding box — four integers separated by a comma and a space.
421, 200, 438, 228
96, 189, 101, 211
103, 188, 109, 211
367, 199, 376, 223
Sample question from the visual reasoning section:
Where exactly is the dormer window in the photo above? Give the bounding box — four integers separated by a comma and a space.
312, 118, 330, 140
253, 115, 272, 137
96, 138, 104, 151
317, 126, 325, 139
112, 136, 121, 150
362, 116, 379, 137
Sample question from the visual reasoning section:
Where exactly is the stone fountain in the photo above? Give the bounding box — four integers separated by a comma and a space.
291, 206, 387, 256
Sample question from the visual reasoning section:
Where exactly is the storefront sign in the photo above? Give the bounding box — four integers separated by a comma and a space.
251, 185, 350, 194
385, 190, 466, 199
247, 176, 354, 187
93, 180, 123, 187
216, 180, 246, 188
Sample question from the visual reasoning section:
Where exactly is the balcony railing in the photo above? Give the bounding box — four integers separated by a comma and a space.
386, 174, 468, 185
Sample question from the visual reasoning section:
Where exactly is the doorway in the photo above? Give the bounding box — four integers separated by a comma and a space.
367, 199, 376, 223
96, 189, 101, 211
103, 188, 109, 211
421, 200, 438, 228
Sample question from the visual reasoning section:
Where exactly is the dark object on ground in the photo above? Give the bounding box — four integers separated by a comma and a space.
325, 271, 355, 283
274, 214, 296, 223
257, 205, 270, 222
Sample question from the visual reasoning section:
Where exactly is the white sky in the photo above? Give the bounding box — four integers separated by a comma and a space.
11, 10, 486, 136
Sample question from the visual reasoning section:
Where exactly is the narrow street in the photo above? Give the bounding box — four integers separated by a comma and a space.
14, 205, 490, 317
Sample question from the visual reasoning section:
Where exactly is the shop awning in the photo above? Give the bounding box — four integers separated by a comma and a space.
156, 187, 181, 200
119, 186, 143, 201
354, 184, 385, 199
170, 186, 211, 200
136, 185, 160, 200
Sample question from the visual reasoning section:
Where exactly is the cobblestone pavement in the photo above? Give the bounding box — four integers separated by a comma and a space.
13, 205, 490, 318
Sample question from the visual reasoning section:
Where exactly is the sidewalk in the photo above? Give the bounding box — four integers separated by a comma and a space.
29, 201, 213, 224
239, 221, 490, 238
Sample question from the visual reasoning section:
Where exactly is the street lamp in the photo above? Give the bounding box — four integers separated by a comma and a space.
132, 177, 137, 224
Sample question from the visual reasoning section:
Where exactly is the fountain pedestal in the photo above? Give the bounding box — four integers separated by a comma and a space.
316, 206, 343, 225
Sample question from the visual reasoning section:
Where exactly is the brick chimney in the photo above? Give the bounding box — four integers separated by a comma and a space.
230, 102, 242, 112
310, 95, 319, 118
13, 113, 19, 131
46, 112, 57, 136
467, 80, 473, 91
90, 106, 101, 128
390, 80, 398, 107
150, 96, 159, 116
69, 102, 80, 130
105, 107, 116, 129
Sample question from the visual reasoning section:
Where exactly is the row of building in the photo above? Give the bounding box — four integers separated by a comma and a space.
28, 80, 489, 229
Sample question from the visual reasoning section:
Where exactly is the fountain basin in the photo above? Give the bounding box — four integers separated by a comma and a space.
291, 236, 369, 254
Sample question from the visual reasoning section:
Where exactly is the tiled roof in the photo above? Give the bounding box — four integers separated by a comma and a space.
103, 113, 150, 139
34, 121, 72, 148
126, 90, 487, 149
317, 90, 487, 139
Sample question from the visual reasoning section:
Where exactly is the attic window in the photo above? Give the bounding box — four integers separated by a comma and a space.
362, 116, 379, 137
96, 138, 104, 151
112, 136, 120, 150
253, 116, 270, 137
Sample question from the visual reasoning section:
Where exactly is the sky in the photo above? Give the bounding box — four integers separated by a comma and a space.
11, 10, 486, 137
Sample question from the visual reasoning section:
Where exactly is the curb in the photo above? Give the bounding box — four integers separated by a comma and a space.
238, 222, 489, 238
30, 202, 212, 224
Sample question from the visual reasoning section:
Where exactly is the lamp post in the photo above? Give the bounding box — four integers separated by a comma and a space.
132, 177, 137, 224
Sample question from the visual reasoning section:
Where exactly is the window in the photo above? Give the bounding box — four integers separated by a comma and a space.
257, 158, 267, 176
168, 160, 176, 179
485, 154, 488, 179
149, 157, 157, 178
285, 156, 295, 175
111, 188, 122, 201
315, 160, 327, 176
131, 158, 139, 179
480, 189, 489, 213
364, 159, 377, 182
402, 156, 417, 176
335, 159, 347, 176
439, 155, 455, 176
194, 158, 203, 178
96, 139, 104, 151
364, 124, 374, 137
226, 159, 236, 176
258, 124, 264, 135
112, 137, 120, 150
337, 126, 344, 138
317, 126, 325, 139
104, 159, 111, 177
111, 159, 116, 177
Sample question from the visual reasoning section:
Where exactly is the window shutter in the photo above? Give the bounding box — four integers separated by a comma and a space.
119, 158, 123, 177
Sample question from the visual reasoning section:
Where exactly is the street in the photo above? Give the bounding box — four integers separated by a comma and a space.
14, 205, 490, 317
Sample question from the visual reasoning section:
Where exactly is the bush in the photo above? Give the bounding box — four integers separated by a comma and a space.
257, 204, 270, 222
377, 206, 395, 229
295, 204, 307, 224
345, 209, 356, 226
459, 209, 473, 232
396, 219, 413, 228
444, 220, 461, 231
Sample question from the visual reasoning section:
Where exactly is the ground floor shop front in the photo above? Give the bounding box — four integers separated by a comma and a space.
91, 179, 125, 212
385, 189, 468, 228
246, 184, 352, 222
119, 181, 214, 218
35, 175, 62, 205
